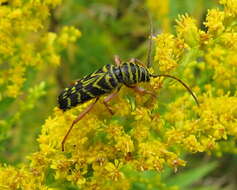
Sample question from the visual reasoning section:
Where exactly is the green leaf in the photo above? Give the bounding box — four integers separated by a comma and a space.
166, 162, 218, 188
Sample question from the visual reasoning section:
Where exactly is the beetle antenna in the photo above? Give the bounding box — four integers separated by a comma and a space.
147, 13, 153, 68
150, 74, 200, 106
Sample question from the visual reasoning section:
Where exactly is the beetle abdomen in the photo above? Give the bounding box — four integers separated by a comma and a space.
58, 64, 121, 111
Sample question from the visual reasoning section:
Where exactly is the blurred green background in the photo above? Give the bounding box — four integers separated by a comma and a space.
1, 0, 237, 189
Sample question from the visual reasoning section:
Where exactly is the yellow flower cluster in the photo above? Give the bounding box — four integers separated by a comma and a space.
0, 0, 237, 189
164, 89, 237, 154
176, 14, 200, 47
0, 0, 80, 97
154, 33, 186, 72
29, 86, 187, 189
0, 164, 53, 190
204, 9, 225, 35
220, 0, 237, 17
202, 5, 237, 89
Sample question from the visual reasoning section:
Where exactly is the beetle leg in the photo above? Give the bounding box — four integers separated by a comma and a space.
114, 55, 122, 66
61, 97, 99, 151
129, 58, 146, 67
127, 85, 157, 101
103, 88, 120, 115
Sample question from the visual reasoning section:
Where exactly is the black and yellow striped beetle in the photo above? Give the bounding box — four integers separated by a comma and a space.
58, 17, 199, 151
58, 54, 199, 151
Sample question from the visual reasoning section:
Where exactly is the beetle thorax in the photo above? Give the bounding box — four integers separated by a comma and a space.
118, 62, 150, 85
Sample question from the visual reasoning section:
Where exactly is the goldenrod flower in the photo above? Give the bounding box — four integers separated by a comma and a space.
176, 14, 200, 47
220, 0, 237, 17
154, 33, 185, 72
0, 1, 80, 98
204, 9, 225, 35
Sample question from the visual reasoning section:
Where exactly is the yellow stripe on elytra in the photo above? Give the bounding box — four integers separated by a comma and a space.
110, 65, 118, 83
81, 77, 97, 86
90, 72, 102, 77
93, 76, 110, 92
71, 86, 76, 93
77, 92, 81, 103
105, 75, 114, 89
67, 97, 71, 107
82, 88, 95, 98
102, 65, 109, 72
